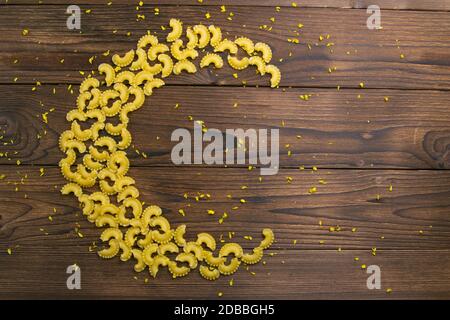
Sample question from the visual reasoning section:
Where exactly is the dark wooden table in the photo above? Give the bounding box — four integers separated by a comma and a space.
1, 0, 450, 299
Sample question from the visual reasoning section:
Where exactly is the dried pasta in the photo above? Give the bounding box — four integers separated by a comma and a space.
59, 19, 280, 282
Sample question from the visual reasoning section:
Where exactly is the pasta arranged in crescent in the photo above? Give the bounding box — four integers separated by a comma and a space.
59, 19, 280, 282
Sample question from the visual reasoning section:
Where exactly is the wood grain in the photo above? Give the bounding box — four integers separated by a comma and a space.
6, 0, 450, 11
1, 85, 450, 169
1, 167, 450, 250
1, 6, 450, 89
1, 247, 449, 299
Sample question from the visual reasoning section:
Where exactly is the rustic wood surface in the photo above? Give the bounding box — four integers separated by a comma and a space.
1, 0, 450, 300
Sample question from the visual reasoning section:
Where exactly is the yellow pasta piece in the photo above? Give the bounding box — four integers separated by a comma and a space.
168, 261, 190, 278
249, 56, 266, 75
200, 53, 224, 69
95, 214, 118, 228
199, 265, 220, 281
235, 37, 254, 54
98, 63, 116, 86
186, 27, 198, 49
158, 54, 174, 78
158, 242, 179, 255
218, 258, 240, 275
193, 25, 210, 49
208, 25, 222, 47
137, 34, 158, 49
114, 71, 135, 85
173, 224, 187, 247
112, 49, 135, 67
254, 42, 273, 63
132, 249, 146, 272
118, 240, 133, 261
117, 186, 139, 202
171, 39, 198, 61
259, 228, 275, 249
143, 243, 159, 265
113, 83, 130, 103
173, 60, 197, 75
130, 48, 148, 71
87, 89, 101, 110
176, 252, 198, 269
183, 242, 203, 261
98, 239, 120, 259
61, 183, 83, 198
66, 109, 87, 122
133, 70, 154, 86
219, 243, 243, 258
214, 39, 238, 55
76, 91, 92, 111
203, 251, 225, 267
227, 55, 249, 70
241, 247, 264, 265
80, 77, 99, 93
196, 233, 216, 251
150, 255, 170, 277
147, 43, 169, 61
265, 65, 281, 88
166, 18, 183, 42
143, 78, 164, 96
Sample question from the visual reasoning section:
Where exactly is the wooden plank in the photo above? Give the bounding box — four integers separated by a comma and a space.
1, 85, 450, 169
6, 0, 450, 11
1, 6, 450, 89
1, 167, 450, 251
1, 245, 449, 299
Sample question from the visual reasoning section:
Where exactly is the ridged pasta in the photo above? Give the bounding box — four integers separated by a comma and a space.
112, 50, 135, 67
173, 60, 196, 75
59, 19, 279, 281
193, 25, 210, 49
200, 53, 224, 69
167, 18, 183, 42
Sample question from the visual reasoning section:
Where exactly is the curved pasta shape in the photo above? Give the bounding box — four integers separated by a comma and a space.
143, 78, 165, 96
249, 56, 266, 75
254, 42, 273, 63
176, 252, 198, 269
241, 247, 264, 265
200, 53, 224, 69
235, 37, 254, 54
76, 91, 92, 111
199, 265, 220, 281
150, 255, 170, 277
219, 243, 243, 258
227, 55, 249, 70
259, 228, 275, 249
158, 54, 174, 78
98, 63, 116, 86
173, 224, 187, 247
265, 65, 281, 88
60, 19, 280, 281
218, 258, 240, 275
186, 27, 198, 49
130, 48, 148, 71
214, 39, 238, 55
173, 60, 196, 75
196, 232, 216, 251
168, 261, 190, 278
98, 239, 120, 259
208, 25, 222, 47
80, 77, 99, 93
138, 34, 158, 49
147, 43, 169, 61
167, 18, 183, 42
112, 49, 135, 67
171, 39, 199, 61
193, 25, 210, 49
